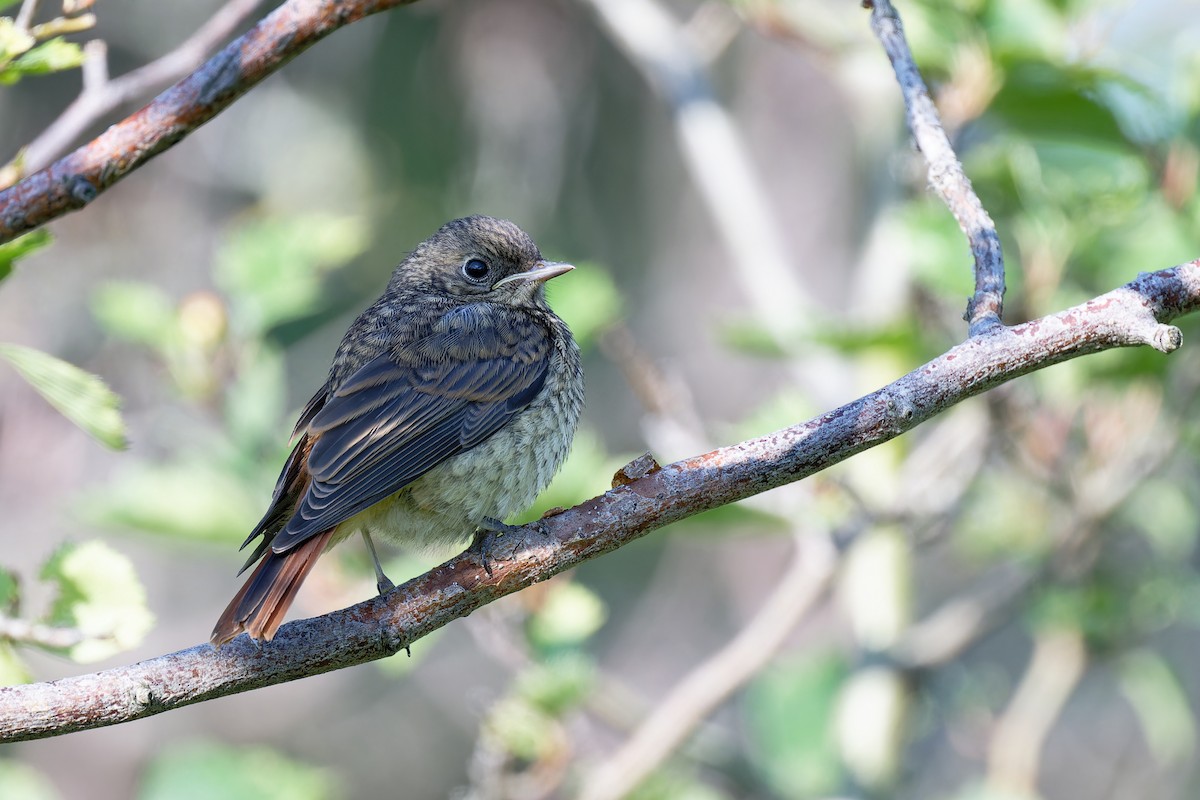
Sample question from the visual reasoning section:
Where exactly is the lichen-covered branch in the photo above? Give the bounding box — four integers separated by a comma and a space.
868, 0, 1006, 335
0, 260, 1195, 743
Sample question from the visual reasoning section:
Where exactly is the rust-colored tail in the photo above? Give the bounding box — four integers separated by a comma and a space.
210, 530, 335, 647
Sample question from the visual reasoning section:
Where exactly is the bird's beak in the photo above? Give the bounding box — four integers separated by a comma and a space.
492, 260, 575, 288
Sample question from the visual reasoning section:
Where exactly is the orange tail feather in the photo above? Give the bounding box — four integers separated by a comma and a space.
210, 529, 335, 647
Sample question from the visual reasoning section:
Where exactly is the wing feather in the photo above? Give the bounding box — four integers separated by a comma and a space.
267, 307, 552, 553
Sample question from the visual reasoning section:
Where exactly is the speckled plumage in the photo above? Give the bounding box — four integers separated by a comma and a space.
211, 216, 583, 646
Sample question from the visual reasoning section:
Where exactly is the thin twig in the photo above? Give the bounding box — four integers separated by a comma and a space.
0, 262, 1195, 742
986, 628, 1087, 795
0, 0, 421, 243
578, 532, 838, 800
868, 0, 1006, 335
13, 0, 40, 31
578, 0, 812, 336
0, 616, 88, 649
18, 0, 264, 176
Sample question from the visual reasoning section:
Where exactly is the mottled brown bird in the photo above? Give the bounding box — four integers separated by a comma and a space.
211, 216, 583, 647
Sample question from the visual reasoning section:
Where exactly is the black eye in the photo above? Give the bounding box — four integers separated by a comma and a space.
462, 258, 491, 282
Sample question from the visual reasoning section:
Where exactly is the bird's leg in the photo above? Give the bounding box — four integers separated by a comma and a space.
468, 517, 553, 576
361, 530, 395, 595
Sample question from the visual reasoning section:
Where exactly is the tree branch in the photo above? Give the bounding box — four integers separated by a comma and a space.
0, 261, 1195, 742
0, 0, 421, 245
868, 0, 1006, 335
16, 0, 267, 177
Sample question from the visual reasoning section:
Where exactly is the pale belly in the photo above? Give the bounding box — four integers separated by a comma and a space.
332, 361, 581, 552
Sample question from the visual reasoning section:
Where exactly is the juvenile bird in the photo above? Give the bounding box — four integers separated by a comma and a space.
211, 216, 583, 646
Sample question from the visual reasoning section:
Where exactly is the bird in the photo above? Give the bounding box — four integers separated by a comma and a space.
210, 215, 583, 647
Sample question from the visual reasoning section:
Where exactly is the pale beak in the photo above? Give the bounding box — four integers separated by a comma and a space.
492, 260, 575, 288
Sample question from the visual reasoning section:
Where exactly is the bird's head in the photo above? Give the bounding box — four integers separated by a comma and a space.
392, 215, 573, 308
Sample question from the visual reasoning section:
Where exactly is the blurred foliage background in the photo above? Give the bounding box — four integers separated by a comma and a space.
1, 0, 1200, 798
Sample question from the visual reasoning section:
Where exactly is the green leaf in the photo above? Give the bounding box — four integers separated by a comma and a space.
1118, 649, 1196, 766
41, 540, 154, 662
0, 36, 83, 83
139, 742, 335, 800
223, 343, 287, 450
545, 261, 622, 349
527, 581, 607, 651
626, 770, 729, 800
76, 461, 265, 542
215, 214, 369, 334
744, 652, 847, 797
1121, 479, 1198, 560
484, 697, 555, 761
91, 282, 179, 347
0, 641, 31, 687
0, 342, 128, 449
0, 565, 18, 614
0, 17, 34, 66
988, 61, 1129, 147
0, 760, 59, 800
0, 229, 52, 282
513, 652, 596, 715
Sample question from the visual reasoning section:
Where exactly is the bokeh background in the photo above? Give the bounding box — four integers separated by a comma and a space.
3, 0, 1200, 798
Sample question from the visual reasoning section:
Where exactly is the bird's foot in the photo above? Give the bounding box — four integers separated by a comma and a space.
468, 518, 552, 576
361, 530, 395, 596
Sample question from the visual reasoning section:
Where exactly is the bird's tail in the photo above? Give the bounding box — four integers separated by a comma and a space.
210, 530, 336, 647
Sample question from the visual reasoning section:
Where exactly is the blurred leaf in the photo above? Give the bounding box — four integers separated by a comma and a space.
139, 742, 335, 800
1121, 479, 1198, 560
1119, 649, 1196, 766
0, 566, 17, 613
215, 214, 369, 335
0, 760, 59, 800
981, 0, 1064, 57
956, 474, 1052, 561
717, 319, 789, 359
513, 651, 595, 715
485, 697, 555, 761
0, 342, 127, 449
894, 200, 975, 300
0, 229, 51, 281
0, 641, 31, 687
988, 61, 1129, 146
1030, 140, 1148, 219
1030, 583, 1125, 647
547, 262, 622, 349
0, 17, 34, 66
944, 782, 1042, 800
627, 770, 729, 800
527, 581, 607, 651
77, 461, 265, 542
41, 540, 154, 662
223, 343, 288, 450
744, 652, 846, 797
91, 282, 179, 347
0, 37, 83, 83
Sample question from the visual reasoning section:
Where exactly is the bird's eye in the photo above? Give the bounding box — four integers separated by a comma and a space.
462, 258, 491, 282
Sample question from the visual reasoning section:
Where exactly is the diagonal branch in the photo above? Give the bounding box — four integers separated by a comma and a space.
0, 0, 422, 246
0, 261, 1195, 743
16, 0, 267, 176
868, 0, 1006, 335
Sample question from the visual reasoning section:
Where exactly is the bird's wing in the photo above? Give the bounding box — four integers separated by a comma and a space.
268, 305, 552, 553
